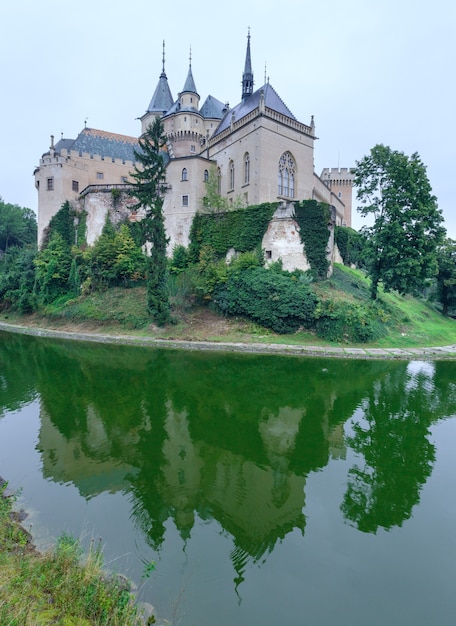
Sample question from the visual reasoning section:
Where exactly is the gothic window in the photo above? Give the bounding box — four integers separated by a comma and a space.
204, 169, 209, 182
217, 167, 222, 195
182, 168, 188, 181
229, 160, 235, 191
278, 152, 295, 198
244, 152, 250, 185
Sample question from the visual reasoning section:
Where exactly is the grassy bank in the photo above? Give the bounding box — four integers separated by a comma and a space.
1, 265, 455, 350
0, 482, 146, 625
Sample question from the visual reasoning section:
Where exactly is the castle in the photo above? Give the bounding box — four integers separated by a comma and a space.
34, 33, 353, 271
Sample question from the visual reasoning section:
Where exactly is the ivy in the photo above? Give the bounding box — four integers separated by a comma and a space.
42, 201, 87, 248
335, 226, 367, 268
293, 200, 331, 279
188, 203, 278, 263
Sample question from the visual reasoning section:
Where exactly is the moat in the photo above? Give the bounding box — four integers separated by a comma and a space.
1, 330, 455, 625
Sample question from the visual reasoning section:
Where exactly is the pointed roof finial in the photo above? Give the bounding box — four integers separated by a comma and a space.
264, 62, 267, 85
242, 28, 254, 99
161, 40, 166, 75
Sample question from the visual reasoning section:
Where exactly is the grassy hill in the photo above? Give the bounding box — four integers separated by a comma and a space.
2, 264, 456, 349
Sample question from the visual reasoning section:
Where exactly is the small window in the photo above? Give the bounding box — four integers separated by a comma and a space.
47, 177, 54, 191
265, 250, 272, 260
182, 168, 188, 181
190, 145, 196, 153
72, 180, 79, 192
203, 169, 209, 182
121, 176, 128, 183
96, 172, 104, 180
182, 195, 189, 207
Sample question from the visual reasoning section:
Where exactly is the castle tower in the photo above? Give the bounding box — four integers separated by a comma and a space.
140, 41, 174, 134
163, 49, 204, 158
242, 29, 254, 99
320, 168, 354, 227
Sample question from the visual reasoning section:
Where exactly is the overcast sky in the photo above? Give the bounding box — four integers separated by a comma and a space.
1, 0, 454, 235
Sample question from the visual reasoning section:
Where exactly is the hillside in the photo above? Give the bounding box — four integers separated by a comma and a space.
2, 264, 456, 350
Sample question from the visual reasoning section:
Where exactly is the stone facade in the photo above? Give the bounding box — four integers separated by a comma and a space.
34, 34, 352, 271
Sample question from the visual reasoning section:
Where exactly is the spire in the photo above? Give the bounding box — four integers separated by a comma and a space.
242, 28, 254, 99
146, 41, 174, 115
181, 46, 199, 95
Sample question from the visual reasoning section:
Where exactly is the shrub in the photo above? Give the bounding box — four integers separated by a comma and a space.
314, 299, 388, 343
169, 245, 189, 274
214, 266, 318, 333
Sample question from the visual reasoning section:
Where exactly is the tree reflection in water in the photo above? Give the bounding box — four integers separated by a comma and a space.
2, 331, 456, 586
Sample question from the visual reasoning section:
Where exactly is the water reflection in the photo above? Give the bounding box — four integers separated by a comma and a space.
2, 331, 456, 587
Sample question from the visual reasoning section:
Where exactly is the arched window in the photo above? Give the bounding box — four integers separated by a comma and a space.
203, 169, 209, 182
278, 152, 295, 198
182, 168, 188, 181
229, 160, 235, 191
244, 152, 250, 185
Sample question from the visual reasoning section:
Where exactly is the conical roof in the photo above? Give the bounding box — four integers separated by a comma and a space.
181, 62, 199, 96
147, 71, 174, 114
146, 42, 174, 114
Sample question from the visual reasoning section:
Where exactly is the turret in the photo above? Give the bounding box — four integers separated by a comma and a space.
178, 48, 200, 111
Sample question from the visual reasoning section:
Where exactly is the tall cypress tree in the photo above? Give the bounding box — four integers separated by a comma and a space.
130, 117, 170, 325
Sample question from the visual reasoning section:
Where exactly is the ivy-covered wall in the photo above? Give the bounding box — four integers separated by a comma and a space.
188, 199, 334, 279
188, 202, 278, 262
293, 200, 331, 279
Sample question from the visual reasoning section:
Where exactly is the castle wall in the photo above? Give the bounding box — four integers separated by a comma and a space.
35, 148, 135, 245
162, 156, 210, 252
208, 113, 315, 208
262, 205, 311, 272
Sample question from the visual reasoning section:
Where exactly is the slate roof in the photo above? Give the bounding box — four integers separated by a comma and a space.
181, 64, 198, 96
147, 70, 174, 114
212, 82, 296, 138
199, 95, 228, 120
53, 128, 139, 162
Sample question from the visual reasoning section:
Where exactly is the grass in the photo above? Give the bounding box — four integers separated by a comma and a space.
0, 482, 146, 625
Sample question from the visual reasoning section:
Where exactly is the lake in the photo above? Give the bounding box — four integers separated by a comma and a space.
1, 329, 456, 626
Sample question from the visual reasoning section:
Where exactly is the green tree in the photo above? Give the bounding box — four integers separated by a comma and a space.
84, 221, 145, 288
34, 232, 72, 303
130, 117, 170, 325
353, 145, 445, 299
436, 238, 456, 316
0, 198, 37, 252
0, 245, 37, 312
